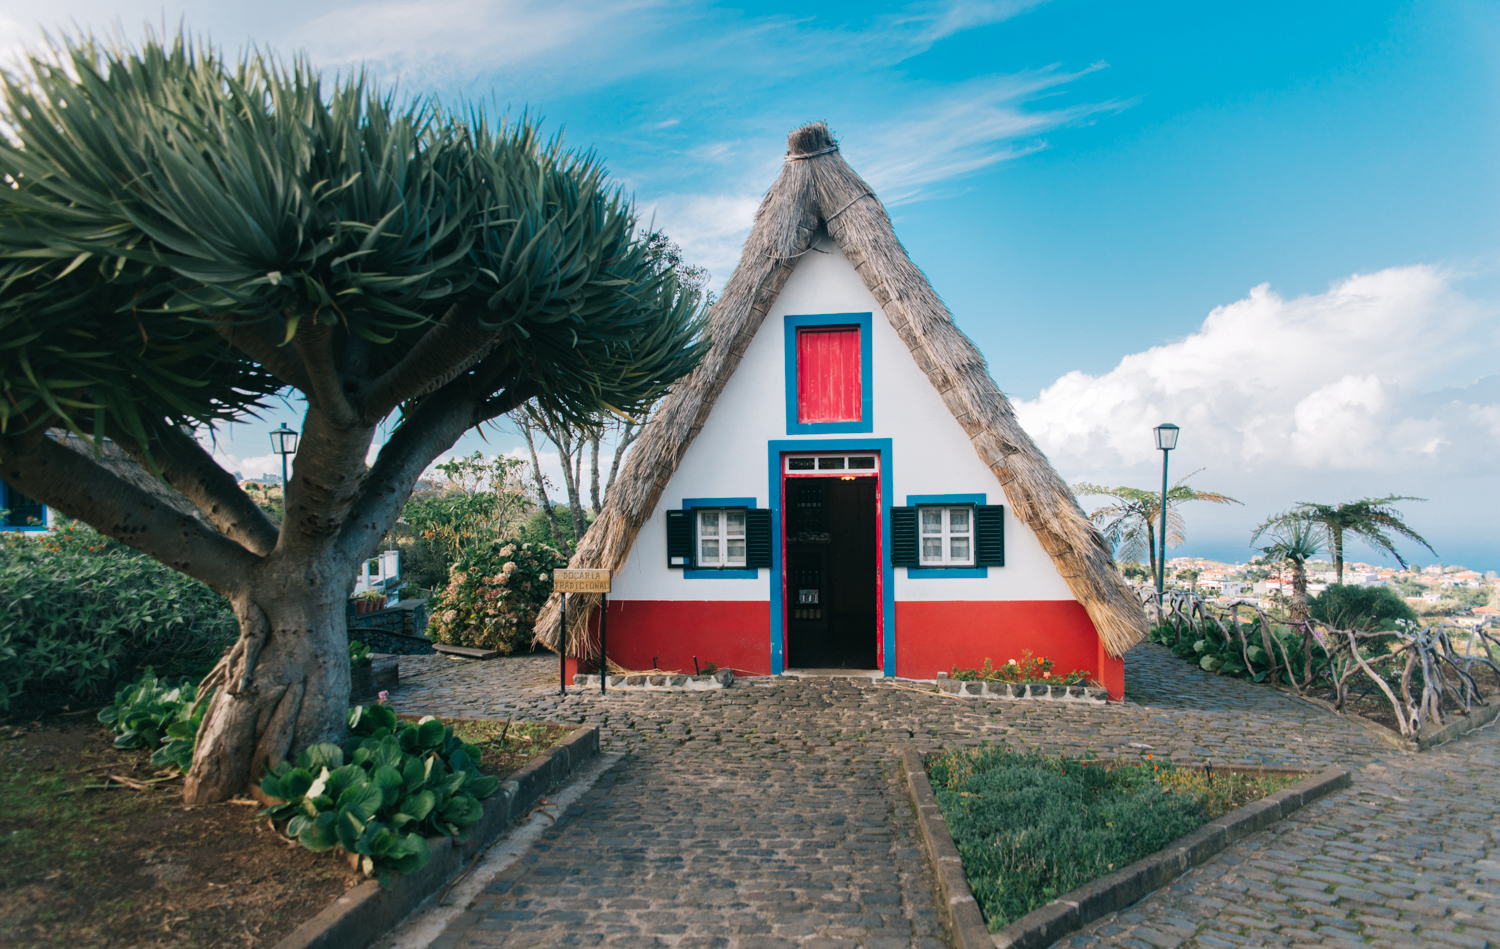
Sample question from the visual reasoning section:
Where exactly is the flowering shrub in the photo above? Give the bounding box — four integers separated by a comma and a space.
426, 540, 568, 653
949, 650, 1090, 685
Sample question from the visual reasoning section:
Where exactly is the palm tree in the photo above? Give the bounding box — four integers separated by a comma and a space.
1256, 521, 1324, 622
1075, 471, 1241, 581
1260, 496, 1435, 583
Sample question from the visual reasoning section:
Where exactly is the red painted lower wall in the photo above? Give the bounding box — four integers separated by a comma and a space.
596, 600, 773, 676
587, 599, 1124, 699
895, 600, 1122, 698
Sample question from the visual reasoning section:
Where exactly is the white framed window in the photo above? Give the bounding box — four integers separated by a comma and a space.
697, 508, 747, 568
784, 454, 879, 473
920, 506, 973, 566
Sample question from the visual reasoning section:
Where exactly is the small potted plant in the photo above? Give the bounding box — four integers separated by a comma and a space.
354, 589, 386, 614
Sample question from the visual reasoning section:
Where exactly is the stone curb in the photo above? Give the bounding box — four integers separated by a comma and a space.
934, 673, 1108, 704
573, 668, 734, 691
899, 749, 1351, 949
271, 723, 602, 949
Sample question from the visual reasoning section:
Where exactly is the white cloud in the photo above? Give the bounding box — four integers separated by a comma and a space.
1010, 264, 1500, 565
1015, 265, 1496, 476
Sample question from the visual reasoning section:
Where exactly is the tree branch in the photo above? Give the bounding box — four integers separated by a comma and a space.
214, 315, 312, 392
363, 306, 505, 422
292, 321, 357, 425
114, 425, 280, 557
333, 390, 482, 565
0, 432, 258, 595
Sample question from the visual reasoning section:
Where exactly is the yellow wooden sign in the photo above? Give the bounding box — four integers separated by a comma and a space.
552, 568, 612, 593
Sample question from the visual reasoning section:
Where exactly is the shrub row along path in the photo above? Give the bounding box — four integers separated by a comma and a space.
383, 645, 1500, 949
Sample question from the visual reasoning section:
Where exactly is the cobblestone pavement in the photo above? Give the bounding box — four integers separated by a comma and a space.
383, 645, 1500, 948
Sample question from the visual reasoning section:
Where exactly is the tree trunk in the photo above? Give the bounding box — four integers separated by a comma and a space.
1145, 521, 1158, 585
1332, 528, 1344, 584
519, 422, 566, 552
589, 434, 601, 514
1290, 561, 1310, 623
185, 576, 352, 804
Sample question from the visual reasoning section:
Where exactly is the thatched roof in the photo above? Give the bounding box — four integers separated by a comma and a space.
536, 122, 1148, 660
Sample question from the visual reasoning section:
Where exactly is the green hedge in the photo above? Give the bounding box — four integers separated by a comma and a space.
0, 526, 237, 711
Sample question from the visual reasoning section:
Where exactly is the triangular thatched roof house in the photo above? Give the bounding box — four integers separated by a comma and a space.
537, 122, 1146, 697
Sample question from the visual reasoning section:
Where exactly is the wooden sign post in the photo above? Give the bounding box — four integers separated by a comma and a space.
553, 569, 612, 695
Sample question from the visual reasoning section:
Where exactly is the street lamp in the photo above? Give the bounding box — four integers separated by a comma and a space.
269, 424, 300, 493
1153, 423, 1179, 596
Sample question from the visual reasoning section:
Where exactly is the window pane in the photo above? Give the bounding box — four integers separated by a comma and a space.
699, 511, 718, 536
788, 457, 815, 470
727, 539, 746, 564
725, 511, 746, 536
817, 456, 846, 469
701, 539, 720, 563
950, 537, 971, 562
922, 537, 943, 563
848, 456, 875, 469
948, 507, 970, 533
921, 509, 943, 533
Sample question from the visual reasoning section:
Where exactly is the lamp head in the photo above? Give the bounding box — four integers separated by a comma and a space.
270, 423, 300, 456
1153, 422, 1180, 452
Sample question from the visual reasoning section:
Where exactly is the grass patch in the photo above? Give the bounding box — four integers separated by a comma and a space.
928, 746, 1299, 931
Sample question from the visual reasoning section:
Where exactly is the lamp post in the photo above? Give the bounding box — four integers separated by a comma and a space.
1153, 423, 1179, 596
269, 424, 300, 496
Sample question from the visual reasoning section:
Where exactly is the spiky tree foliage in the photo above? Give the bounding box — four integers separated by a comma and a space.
0, 34, 705, 802
1253, 496, 1434, 583
1073, 473, 1240, 581
1255, 521, 1324, 622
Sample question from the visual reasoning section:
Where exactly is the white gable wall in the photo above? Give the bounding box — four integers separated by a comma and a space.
610, 236, 1075, 603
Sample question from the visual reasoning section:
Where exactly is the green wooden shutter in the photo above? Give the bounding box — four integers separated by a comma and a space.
746, 509, 772, 568
974, 505, 1005, 567
666, 509, 694, 567
890, 506, 918, 567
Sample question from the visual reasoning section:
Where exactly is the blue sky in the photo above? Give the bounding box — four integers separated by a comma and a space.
4, 0, 1494, 569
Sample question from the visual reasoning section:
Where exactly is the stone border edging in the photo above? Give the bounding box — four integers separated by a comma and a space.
271, 723, 602, 949
934, 673, 1108, 703
899, 749, 1351, 949
573, 669, 734, 691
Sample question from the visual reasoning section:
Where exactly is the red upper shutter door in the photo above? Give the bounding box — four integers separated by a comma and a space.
797, 326, 862, 423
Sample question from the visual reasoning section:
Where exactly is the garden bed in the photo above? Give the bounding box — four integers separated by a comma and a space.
904, 745, 1348, 949
927, 746, 1300, 933
0, 714, 568, 948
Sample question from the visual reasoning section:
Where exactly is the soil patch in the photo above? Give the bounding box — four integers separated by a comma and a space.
1305, 663, 1499, 734
0, 714, 565, 948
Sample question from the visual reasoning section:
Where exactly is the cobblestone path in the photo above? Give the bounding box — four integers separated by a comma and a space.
384, 646, 1500, 948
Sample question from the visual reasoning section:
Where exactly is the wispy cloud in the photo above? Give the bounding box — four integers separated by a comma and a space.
888, 0, 1053, 47
848, 65, 1129, 203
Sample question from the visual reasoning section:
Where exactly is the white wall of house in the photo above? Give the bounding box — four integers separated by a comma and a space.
610, 237, 1076, 604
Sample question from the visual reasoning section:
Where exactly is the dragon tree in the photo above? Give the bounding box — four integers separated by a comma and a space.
0, 35, 704, 802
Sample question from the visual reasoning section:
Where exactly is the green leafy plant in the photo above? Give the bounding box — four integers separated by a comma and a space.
259, 706, 500, 884
428, 540, 569, 653
950, 651, 1090, 685
0, 527, 236, 712
96, 668, 213, 773
349, 640, 372, 670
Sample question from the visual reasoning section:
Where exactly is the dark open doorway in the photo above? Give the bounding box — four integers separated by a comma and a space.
785, 476, 878, 669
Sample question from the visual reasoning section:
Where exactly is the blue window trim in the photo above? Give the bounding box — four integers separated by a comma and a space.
783, 312, 874, 435
905, 494, 987, 578
0, 480, 48, 532
681, 497, 759, 578
768, 438, 895, 676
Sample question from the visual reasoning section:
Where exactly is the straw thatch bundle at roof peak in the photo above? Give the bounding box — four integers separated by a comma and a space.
536, 120, 1148, 662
